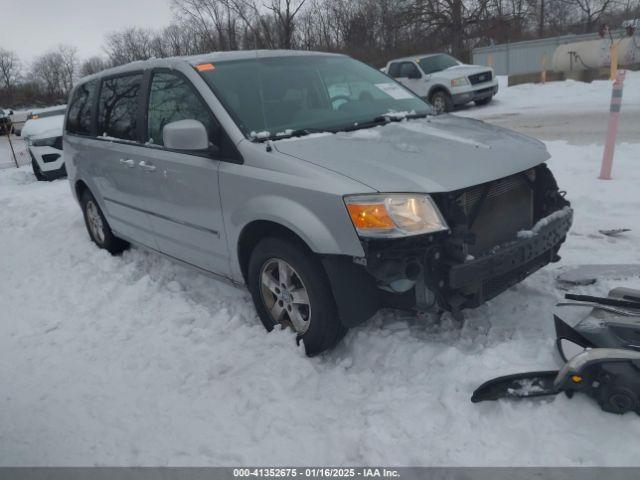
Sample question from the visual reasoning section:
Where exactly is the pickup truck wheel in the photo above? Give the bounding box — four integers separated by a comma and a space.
429, 91, 453, 114
475, 96, 493, 106
80, 190, 129, 254
248, 237, 346, 356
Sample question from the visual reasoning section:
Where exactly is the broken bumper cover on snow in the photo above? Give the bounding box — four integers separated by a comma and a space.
449, 207, 574, 307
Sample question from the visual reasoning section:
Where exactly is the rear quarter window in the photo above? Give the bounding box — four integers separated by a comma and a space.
97, 74, 143, 141
67, 81, 96, 135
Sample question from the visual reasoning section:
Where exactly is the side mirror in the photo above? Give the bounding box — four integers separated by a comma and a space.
163, 119, 209, 151
9, 110, 14, 115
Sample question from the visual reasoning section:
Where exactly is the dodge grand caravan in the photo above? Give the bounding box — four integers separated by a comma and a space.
65, 50, 572, 355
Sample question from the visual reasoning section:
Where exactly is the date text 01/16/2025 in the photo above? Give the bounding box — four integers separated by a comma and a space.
232, 468, 400, 478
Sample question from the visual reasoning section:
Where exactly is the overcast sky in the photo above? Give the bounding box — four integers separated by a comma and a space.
0, 0, 174, 63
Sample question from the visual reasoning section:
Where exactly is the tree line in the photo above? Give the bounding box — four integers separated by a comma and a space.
1, 0, 638, 108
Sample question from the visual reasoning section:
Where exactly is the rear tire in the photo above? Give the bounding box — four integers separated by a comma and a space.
80, 189, 129, 255
475, 96, 493, 106
429, 90, 453, 114
247, 237, 347, 356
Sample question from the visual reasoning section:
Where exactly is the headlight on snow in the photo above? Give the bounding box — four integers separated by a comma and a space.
450, 77, 469, 87
344, 194, 449, 238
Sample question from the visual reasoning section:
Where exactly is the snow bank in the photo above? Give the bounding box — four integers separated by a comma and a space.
0, 141, 639, 466
0, 136, 29, 169
457, 71, 640, 118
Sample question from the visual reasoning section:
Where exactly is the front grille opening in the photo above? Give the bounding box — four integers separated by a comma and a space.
468, 71, 493, 85
457, 171, 534, 256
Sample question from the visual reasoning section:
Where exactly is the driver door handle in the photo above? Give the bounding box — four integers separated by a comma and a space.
138, 160, 156, 172
119, 158, 135, 168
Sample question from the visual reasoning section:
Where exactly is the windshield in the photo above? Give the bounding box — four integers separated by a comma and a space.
199, 55, 433, 138
418, 54, 460, 75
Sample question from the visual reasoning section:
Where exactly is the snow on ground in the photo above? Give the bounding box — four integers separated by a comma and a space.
458, 71, 640, 118
0, 135, 29, 170
0, 136, 28, 167
1, 139, 639, 467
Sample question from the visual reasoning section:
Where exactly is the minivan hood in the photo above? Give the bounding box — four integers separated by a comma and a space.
274, 115, 549, 193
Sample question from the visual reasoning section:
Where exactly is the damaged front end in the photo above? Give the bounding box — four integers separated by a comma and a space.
323, 164, 573, 325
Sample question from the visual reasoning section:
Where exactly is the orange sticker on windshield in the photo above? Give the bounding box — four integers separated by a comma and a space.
195, 63, 215, 72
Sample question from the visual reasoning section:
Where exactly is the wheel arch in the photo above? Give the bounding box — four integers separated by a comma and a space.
237, 219, 380, 329
74, 179, 89, 201
237, 220, 314, 284
427, 84, 451, 100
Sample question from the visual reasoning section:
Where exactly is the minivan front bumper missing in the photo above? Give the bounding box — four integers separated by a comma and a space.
447, 206, 573, 307
322, 206, 572, 327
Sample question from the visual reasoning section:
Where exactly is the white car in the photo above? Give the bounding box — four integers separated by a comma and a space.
23, 114, 66, 181
8, 109, 29, 136
385, 54, 498, 113
0, 108, 12, 135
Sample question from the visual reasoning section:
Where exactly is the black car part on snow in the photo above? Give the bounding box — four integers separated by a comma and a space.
472, 287, 640, 415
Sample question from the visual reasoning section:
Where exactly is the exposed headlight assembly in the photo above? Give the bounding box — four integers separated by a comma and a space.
450, 76, 469, 87
344, 194, 448, 238
31, 136, 62, 149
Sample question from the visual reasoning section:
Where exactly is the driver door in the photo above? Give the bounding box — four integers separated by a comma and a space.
393, 62, 427, 97
137, 70, 231, 276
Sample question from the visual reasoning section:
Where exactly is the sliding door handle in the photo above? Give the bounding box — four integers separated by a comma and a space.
138, 160, 156, 172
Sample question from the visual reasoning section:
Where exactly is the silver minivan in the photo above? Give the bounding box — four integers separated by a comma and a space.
65, 50, 573, 355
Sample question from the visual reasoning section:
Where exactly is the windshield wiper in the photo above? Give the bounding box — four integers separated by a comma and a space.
251, 128, 328, 143
251, 112, 433, 141
336, 111, 433, 133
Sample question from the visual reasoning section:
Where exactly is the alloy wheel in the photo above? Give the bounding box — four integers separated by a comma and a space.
86, 200, 105, 245
259, 258, 311, 334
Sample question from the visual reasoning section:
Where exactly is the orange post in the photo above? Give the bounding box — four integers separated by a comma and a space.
610, 42, 619, 80
599, 70, 626, 180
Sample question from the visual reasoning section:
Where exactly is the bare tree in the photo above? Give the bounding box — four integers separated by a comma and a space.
59, 45, 78, 96
104, 27, 155, 65
80, 56, 109, 77
265, 0, 307, 48
561, 0, 620, 32
408, 0, 489, 58
172, 0, 240, 50
31, 45, 77, 102
0, 48, 21, 93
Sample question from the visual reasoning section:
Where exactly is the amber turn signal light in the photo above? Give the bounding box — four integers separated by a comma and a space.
346, 203, 395, 231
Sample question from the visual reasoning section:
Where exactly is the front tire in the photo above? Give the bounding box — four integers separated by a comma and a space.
80, 190, 129, 254
429, 90, 453, 114
247, 237, 346, 356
